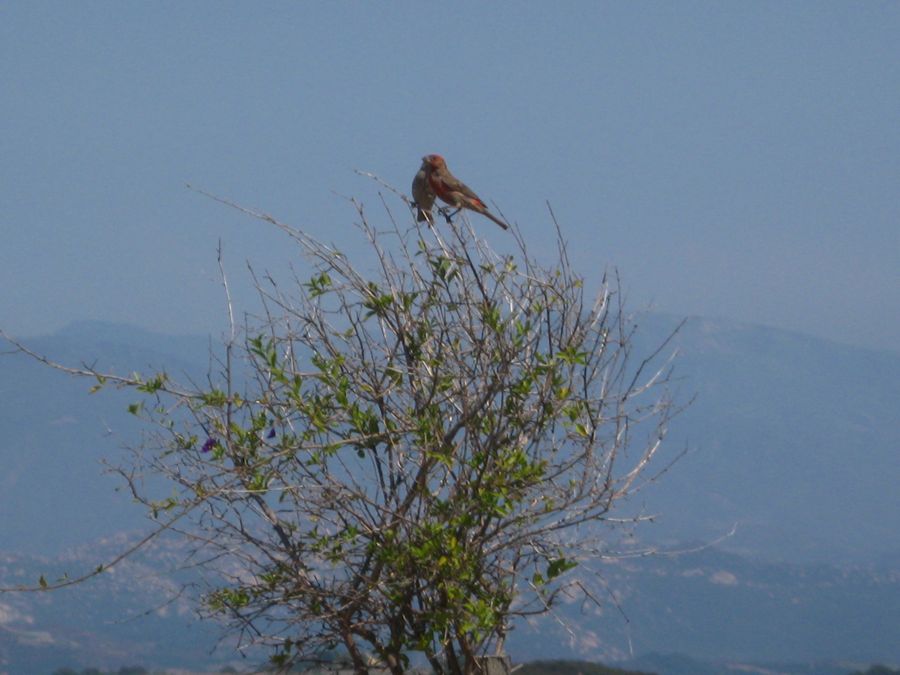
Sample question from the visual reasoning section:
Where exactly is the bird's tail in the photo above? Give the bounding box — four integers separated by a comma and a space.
480, 208, 509, 230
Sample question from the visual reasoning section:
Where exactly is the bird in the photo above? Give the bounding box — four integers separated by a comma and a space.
420, 154, 509, 230
411, 161, 436, 223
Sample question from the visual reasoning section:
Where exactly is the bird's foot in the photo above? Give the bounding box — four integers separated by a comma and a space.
439, 207, 461, 224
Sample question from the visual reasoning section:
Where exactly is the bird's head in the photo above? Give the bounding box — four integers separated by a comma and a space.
422, 154, 446, 169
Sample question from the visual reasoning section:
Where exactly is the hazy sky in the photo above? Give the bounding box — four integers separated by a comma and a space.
2, 2, 898, 352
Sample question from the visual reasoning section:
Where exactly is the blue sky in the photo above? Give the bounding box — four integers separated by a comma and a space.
2, 2, 897, 351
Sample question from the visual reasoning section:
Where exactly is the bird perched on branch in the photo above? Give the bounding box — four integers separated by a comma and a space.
411, 163, 436, 224
418, 154, 509, 230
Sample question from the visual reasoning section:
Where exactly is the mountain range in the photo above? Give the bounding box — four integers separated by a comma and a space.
0, 317, 897, 673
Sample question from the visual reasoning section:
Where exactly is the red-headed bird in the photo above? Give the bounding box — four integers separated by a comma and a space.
420, 154, 509, 230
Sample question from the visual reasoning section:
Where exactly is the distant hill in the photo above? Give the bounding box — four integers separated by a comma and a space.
1, 538, 896, 673
506, 546, 899, 665
629, 313, 900, 565
0, 321, 212, 554
0, 539, 232, 673
5, 315, 897, 564
1, 317, 899, 671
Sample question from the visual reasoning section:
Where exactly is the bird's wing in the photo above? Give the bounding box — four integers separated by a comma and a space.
444, 174, 484, 205
450, 176, 483, 203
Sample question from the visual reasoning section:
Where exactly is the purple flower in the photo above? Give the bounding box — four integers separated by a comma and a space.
267, 427, 277, 439
201, 437, 219, 453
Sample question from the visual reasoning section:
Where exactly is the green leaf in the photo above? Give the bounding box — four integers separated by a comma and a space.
546, 557, 578, 580
92, 374, 107, 388
201, 389, 228, 407
137, 372, 168, 393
